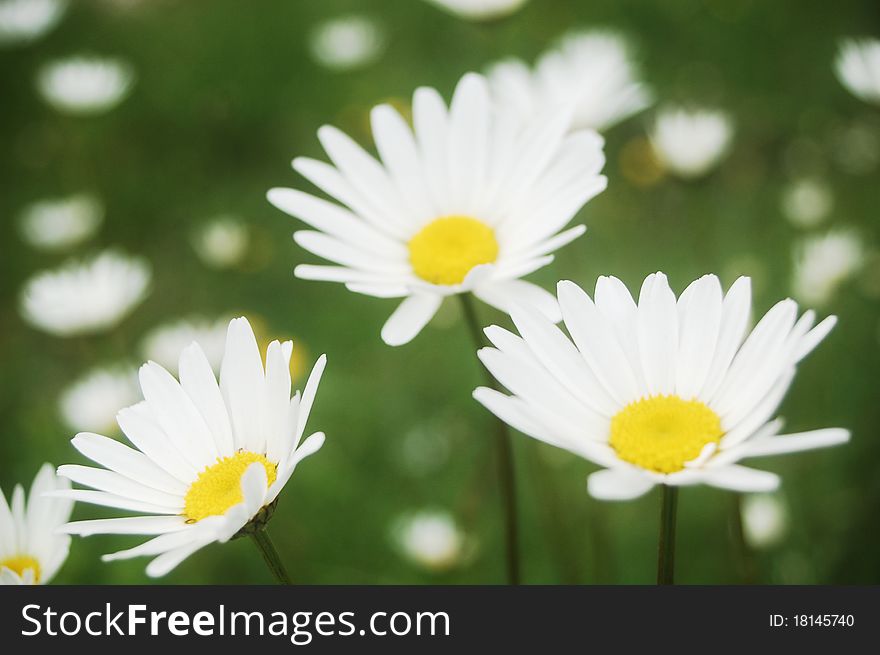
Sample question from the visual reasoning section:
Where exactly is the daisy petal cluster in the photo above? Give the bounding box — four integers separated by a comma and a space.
791, 230, 865, 307
834, 38, 880, 106
37, 55, 135, 115
59, 365, 141, 434
308, 14, 386, 72
0, 0, 66, 46
141, 317, 229, 375
268, 72, 606, 346
650, 108, 734, 179
55, 317, 326, 577
475, 273, 849, 500
18, 193, 104, 252
424, 0, 528, 21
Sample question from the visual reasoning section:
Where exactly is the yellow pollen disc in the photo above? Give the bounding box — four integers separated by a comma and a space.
1, 555, 41, 582
408, 216, 499, 286
184, 451, 277, 523
609, 395, 723, 474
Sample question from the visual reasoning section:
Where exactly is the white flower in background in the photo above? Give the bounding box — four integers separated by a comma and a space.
20, 250, 151, 337
741, 493, 788, 549
55, 318, 326, 577
308, 14, 385, 72
394, 510, 465, 570
475, 273, 849, 501
792, 230, 865, 307
141, 317, 229, 375
191, 216, 249, 269
834, 38, 880, 106
18, 194, 104, 251
59, 365, 141, 433
37, 55, 135, 115
268, 72, 606, 346
650, 108, 734, 179
487, 31, 651, 132
424, 0, 527, 21
0, 464, 73, 585
0, 0, 66, 46
781, 178, 833, 228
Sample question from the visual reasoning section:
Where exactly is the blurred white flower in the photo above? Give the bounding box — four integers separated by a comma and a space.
191, 216, 249, 269
308, 15, 385, 71
141, 317, 229, 374
37, 55, 135, 115
650, 108, 733, 179
780, 179, 833, 228
0, 0, 66, 46
424, 0, 527, 21
18, 194, 103, 251
20, 250, 151, 337
834, 38, 880, 106
792, 230, 865, 306
741, 493, 788, 549
394, 510, 465, 571
488, 30, 650, 132
59, 365, 141, 433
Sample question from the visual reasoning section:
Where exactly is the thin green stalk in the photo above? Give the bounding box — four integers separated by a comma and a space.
251, 528, 292, 585
657, 485, 678, 585
459, 293, 521, 585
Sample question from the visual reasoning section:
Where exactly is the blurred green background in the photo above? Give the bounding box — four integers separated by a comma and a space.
1, 0, 878, 585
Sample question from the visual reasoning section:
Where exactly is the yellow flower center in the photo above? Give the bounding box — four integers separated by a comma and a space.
609, 395, 723, 473
1, 555, 41, 582
408, 216, 499, 286
184, 451, 277, 522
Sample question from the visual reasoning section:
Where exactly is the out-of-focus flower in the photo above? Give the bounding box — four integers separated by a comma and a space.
834, 38, 880, 106
792, 230, 865, 306
141, 317, 229, 375
0, 0, 66, 46
650, 108, 734, 179
0, 464, 73, 585
741, 493, 788, 549
424, 0, 527, 21
308, 15, 385, 72
20, 250, 151, 337
18, 194, 103, 251
475, 273, 849, 501
268, 72, 606, 346
59, 365, 141, 433
487, 30, 651, 132
781, 179, 833, 228
37, 55, 135, 115
56, 318, 327, 577
191, 216, 249, 269
394, 510, 465, 571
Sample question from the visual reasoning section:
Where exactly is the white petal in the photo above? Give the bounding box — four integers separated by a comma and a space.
587, 469, 655, 501
637, 272, 678, 396
698, 276, 752, 401
701, 465, 780, 492
178, 342, 235, 458
219, 317, 266, 453
474, 279, 561, 323
380, 294, 442, 346
741, 428, 850, 458
61, 516, 188, 536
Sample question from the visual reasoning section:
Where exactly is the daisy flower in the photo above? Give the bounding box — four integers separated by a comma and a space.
792, 230, 865, 307
474, 273, 849, 501
487, 31, 651, 132
59, 365, 141, 434
834, 38, 880, 106
20, 250, 151, 337
268, 72, 606, 346
1, 464, 73, 585
394, 510, 467, 571
650, 108, 734, 179
308, 14, 385, 72
741, 492, 788, 549
37, 55, 135, 115
424, 0, 528, 21
18, 193, 103, 252
54, 317, 326, 578
141, 316, 229, 375
0, 0, 66, 47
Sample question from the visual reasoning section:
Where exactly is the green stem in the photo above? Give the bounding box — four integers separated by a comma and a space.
251, 528, 292, 585
657, 485, 678, 585
459, 293, 521, 585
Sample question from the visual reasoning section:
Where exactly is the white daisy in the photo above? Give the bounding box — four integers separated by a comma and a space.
650, 108, 734, 179
0, 0, 66, 46
308, 14, 385, 72
18, 193, 103, 251
59, 365, 141, 434
54, 317, 326, 577
424, 0, 527, 21
37, 55, 135, 115
780, 178, 832, 229
741, 492, 787, 549
191, 216, 249, 269
268, 72, 607, 346
394, 510, 466, 571
474, 273, 849, 501
0, 464, 73, 585
487, 30, 651, 132
141, 317, 229, 375
835, 38, 880, 106
20, 250, 151, 337
792, 230, 865, 307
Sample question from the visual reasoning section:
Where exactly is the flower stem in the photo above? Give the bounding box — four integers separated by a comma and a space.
251, 528, 292, 585
459, 293, 521, 585
657, 485, 678, 585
